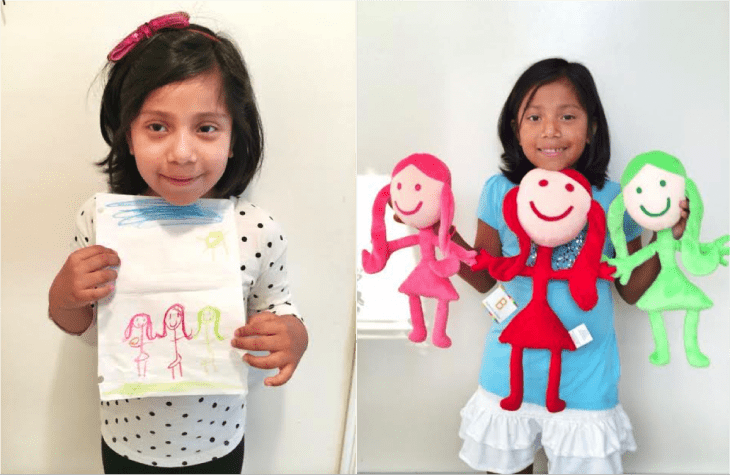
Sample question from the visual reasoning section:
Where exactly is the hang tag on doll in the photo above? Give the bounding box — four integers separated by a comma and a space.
569, 324, 593, 348
482, 284, 517, 323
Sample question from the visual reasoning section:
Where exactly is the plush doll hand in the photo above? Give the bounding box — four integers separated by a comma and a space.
605, 256, 632, 286
471, 248, 495, 273
598, 260, 617, 280
361, 244, 389, 274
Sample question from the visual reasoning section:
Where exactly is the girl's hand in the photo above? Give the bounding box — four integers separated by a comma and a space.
672, 198, 690, 240
230, 312, 308, 387
50, 245, 120, 312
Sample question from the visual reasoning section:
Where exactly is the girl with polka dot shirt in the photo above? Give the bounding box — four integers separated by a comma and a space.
48, 12, 308, 473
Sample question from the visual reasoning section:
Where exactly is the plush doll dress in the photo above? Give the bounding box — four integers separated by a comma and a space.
398, 228, 460, 302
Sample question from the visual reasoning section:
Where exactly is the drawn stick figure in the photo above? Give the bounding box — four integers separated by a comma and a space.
157, 304, 193, 380
192, 306, 226, 374
122, 313, 156, 378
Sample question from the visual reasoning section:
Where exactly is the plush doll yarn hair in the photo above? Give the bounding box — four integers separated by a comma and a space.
366, 153, 455, 266
606, 150, 729, 367
362, 153, 476, 348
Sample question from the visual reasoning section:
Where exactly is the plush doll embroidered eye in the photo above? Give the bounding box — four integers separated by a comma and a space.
607, 150, 729, 367
361, 153, 477, 348
471, 168, 615, 412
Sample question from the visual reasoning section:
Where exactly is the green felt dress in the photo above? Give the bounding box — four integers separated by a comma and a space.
636, 230, 713, 312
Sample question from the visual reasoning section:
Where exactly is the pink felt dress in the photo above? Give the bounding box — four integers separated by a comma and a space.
398, 228, 459, 301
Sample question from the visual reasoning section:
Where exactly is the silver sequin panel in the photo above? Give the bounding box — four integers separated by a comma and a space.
525, 226, 588, 270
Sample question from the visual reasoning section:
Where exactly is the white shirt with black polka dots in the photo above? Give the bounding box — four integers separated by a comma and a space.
66, 194, 303, 467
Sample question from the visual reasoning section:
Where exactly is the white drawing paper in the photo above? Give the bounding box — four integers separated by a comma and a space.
95, 193, 248, 401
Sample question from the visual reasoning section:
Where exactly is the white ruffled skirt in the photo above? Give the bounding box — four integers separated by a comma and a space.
459, 387, 637, 474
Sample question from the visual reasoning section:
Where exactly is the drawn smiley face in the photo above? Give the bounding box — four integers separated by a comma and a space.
390, 165, 444, 229
516, 168, 592, 247
132, 315, 148, 329
624, 164, 685, 231
165, 306, 184, 330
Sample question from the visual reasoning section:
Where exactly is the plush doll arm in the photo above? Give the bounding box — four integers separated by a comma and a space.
606, 242, 659, 286
447, 240, 478, 266
431, 241, 478, 278
471, 248, 532, 280
362, 234, 419, 274
682, 234, 730, 275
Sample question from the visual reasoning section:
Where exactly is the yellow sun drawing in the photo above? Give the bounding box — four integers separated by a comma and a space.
198, 230, 228, 261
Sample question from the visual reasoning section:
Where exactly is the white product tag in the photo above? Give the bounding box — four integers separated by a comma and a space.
569, 323, 593, 348
482, 284, 517, 323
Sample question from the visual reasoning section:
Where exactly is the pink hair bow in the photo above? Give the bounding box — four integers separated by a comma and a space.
107, 11, 191, 62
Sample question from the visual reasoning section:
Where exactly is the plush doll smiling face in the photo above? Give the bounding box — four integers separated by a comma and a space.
623, 163, 685, 231
391, 164, 444, 229
516, 168, 592, 247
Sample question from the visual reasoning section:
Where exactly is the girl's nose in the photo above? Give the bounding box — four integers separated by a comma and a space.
169, 131, 197, 164
542, 118, 560, 137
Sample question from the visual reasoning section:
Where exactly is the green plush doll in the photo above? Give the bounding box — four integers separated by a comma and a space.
607, 151, 729, 367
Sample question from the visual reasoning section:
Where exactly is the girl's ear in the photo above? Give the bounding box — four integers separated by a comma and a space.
126, 130, 134, 155
586, 121, 597, 144
228, 136, 235, 158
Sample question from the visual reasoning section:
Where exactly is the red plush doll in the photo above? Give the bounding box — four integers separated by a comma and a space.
471, 168, 615, 412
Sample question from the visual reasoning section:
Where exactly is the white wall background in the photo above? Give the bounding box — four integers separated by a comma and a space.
1, 2, 355, 473
357, 2, 729, 474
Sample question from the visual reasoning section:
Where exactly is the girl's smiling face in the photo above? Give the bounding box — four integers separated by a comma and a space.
128, 70, 233, 206
390, 165, 443, 229
516, 78, 592, 171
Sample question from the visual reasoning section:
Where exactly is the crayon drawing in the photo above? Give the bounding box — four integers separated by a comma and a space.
199, 230, 229, 261
95, 193, 248, 401
192, 306, 226, 373
122, 313, 156, 378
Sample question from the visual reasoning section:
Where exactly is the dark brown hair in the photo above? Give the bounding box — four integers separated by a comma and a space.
98, 20, 264, 198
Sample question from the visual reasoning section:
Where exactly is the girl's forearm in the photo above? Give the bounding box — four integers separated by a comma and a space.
615, 234, 661, 305
48, 301, 94, 335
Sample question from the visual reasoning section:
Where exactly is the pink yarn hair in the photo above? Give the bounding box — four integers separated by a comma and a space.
369, 153, 455, 262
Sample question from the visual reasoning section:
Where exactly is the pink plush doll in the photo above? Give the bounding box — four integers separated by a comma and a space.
471, 168, 616, 412
362, 153, 477, 348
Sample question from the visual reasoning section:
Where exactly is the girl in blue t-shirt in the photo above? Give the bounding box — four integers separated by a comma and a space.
451, 58, 689, 474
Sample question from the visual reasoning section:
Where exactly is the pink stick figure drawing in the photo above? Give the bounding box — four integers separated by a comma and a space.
122, 313, 156, 378
157, 304, 193, 380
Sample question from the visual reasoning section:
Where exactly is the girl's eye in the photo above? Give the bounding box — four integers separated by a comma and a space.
636, 187, 643, 194
660, 179, 666, 187
526, 115, 539, 122
415, 184, 421, 191
562, 114, 576, 120
539, 179, 548, 187
199, 125, 218, 133
148, 123, 167, 133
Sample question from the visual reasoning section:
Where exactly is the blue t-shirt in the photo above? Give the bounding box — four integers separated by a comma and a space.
477, 174, 641, 410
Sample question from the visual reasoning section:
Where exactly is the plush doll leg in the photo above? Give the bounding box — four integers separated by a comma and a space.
408, 295, 427, 343
545, 350, 566, 413
684, 309, 710, 368
500, 346, 524, 411
432, 299, 452, 348
648, 311, 670, 365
